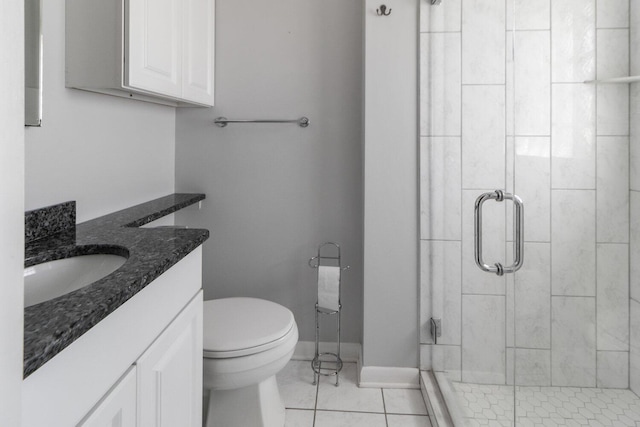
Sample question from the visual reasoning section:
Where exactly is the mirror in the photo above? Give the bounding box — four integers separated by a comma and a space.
25, 0, 42, 127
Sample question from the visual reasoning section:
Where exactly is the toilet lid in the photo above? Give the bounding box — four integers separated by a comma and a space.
203, 297, 296, 358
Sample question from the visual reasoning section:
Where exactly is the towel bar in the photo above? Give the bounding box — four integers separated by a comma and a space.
214, 117, 310, 128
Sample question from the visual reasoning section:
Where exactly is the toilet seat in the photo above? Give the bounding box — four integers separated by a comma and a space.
203, 297, 296, 358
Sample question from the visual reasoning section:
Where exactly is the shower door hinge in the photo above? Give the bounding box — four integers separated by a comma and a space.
430, 318, 442, 344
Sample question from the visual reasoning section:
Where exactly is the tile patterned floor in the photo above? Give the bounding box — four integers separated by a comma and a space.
452, 381, 640, 426
277, 361, 432, 427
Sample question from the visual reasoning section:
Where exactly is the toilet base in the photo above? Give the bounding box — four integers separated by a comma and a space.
205, 375, 285, 427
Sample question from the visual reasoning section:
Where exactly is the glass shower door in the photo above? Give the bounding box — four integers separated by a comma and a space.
419, 0, 518, 424
509, 1, 636, 426
422, 0, 638, 425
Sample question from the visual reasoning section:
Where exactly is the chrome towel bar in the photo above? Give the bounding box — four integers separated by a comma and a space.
474, 190, 524, 276
214, 116, 310, 128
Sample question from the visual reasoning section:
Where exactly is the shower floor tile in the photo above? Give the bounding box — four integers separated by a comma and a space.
451, 381, 640, 426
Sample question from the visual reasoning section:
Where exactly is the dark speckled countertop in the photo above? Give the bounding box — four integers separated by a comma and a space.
23, 194, 209, 378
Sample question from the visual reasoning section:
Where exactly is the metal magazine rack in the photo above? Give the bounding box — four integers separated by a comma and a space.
308, 242, 349, 386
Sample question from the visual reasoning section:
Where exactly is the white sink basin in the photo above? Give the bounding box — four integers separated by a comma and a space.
24, 254, 127, 307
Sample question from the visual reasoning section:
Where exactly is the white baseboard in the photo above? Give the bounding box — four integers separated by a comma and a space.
292, 341, 361, 363
292, 341, 419, 389
359, 365, 420, 389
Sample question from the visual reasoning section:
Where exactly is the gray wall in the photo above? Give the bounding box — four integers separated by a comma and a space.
175, 0, 364, 343
0, 1, 25, 424
25, 0, 176, 222
362, 0, 419, 368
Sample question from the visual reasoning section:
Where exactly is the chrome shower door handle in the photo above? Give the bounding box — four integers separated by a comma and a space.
474, 190, 524, 276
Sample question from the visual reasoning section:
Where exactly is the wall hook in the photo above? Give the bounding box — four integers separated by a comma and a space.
376, 5, 391, 16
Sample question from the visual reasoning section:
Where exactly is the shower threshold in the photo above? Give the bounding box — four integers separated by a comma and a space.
421, 371, 640, 426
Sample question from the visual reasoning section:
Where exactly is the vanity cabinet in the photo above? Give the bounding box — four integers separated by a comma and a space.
78, 294, 203, 427
66, 0, 214, 107
78, 367, 137, 427
137, 291, 203, 426
23, 247, 204, 427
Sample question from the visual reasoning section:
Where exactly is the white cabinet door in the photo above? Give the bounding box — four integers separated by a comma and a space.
126, 0, 182, 97
78, 367, 137, 427
136, 291, 203, 427
181, 0, 215, 104
67, 0, 214, 106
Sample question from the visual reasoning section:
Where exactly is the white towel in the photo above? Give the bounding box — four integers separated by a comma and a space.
317, 266, 340, 311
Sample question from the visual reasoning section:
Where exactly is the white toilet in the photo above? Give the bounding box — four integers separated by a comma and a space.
203, 297, 298, 427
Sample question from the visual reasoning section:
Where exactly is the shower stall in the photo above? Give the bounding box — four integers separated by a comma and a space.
419, 0, 640, 425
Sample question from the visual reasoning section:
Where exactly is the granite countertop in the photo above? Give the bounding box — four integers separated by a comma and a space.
23, 194, 209, 378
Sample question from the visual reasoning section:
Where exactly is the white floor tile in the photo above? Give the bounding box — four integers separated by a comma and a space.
316, 363, 385, 413
383, 389, 429, 415
280, 361, 640, 426
314, 410, 387, 427
277, 360, 318, 410
284, 409, 314, 427
387, 414, 433, 427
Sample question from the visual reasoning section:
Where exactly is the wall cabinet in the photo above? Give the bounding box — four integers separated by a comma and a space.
66, 0, 214, 107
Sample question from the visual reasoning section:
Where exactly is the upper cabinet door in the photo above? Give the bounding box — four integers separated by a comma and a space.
126, 0, 182, 98
181, 0, 215, 105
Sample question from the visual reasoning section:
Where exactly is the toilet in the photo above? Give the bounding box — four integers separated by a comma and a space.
203, 297, 299, 427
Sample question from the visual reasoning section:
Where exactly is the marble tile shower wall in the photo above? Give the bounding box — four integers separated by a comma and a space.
630, 0, 640, 397
419, 0, 632, 389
